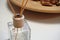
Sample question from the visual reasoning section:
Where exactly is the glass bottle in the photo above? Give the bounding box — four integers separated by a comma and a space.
8, 15, 31, 40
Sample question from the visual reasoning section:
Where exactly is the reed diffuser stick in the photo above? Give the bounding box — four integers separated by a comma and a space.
8, 0, 16, 16
8, 0, 19, 40
20, 0, 28, 16
15, 28, 18, 40
19, 0, 25, 16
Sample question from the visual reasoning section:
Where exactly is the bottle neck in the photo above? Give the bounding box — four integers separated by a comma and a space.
13, 15, 24, 28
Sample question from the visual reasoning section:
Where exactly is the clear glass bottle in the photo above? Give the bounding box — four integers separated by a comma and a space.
8, 15, 31, 40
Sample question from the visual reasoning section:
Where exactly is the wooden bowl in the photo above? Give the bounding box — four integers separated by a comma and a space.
10, 0, 60, 13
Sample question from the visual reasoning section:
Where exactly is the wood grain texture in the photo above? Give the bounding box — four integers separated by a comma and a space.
10, 0, 60, 13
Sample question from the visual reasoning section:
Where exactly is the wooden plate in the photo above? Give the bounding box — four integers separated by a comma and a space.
10, 0, 60, 13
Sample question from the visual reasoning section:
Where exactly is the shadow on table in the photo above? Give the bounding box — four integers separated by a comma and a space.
24, 10, 60, 24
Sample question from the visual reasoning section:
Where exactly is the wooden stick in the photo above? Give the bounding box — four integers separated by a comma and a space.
8, 0, 16, 16
20, 0, 28, 16
15, 28, 18, 40
19, 0, 25, 16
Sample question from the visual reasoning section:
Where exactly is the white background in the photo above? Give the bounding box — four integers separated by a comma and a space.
0, 0, 60, 40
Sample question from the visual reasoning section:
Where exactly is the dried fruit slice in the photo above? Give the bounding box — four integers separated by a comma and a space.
50, 0, 59, 5
40, 0, 53, 6
56, 1, 60, 6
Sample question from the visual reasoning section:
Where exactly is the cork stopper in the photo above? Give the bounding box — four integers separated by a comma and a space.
13, 15, 24, 28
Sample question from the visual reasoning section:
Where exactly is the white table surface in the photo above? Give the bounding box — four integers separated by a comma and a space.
0, 0, 60, 40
